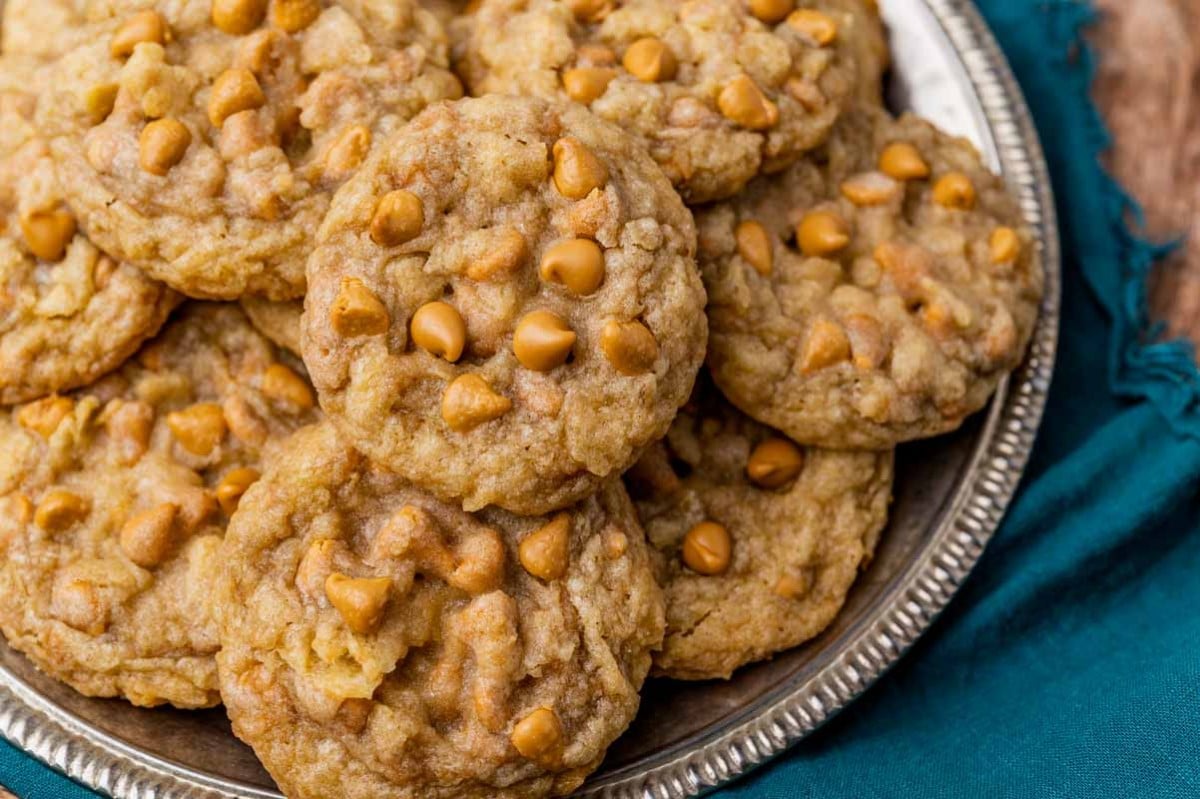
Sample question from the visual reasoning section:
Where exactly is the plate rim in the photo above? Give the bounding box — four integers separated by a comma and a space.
0, 0, 1062, 796
581, 0, 1062, 794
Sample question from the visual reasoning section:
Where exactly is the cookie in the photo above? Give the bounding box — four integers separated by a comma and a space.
40, 0, 464, 300
455, 0, 883, 203
241, 296, 302, 355
423, 0, 468, 28
0, 57, 177, 404
1, 0, 93, 60
697, 108, 1044, 449
303, 95, 706, 514
217, 422, 664, 799
0, 303, 318, 708
626, 380, 891, 679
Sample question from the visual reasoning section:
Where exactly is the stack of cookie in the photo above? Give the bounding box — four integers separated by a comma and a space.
0, 0, 1043, 796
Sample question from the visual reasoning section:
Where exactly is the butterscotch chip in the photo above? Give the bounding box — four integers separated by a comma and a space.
167, 402, 228, 456
138, 118, 192, 176
787, 8, 839, 44
539, 239, 605, 296
746, 437, 805, 488
410, 301, 467, 362
215, 466, 261, 515
565, 0, 612, 22
119, 503, 180, 568
441, 374, 512, 432
261, 363, 315, 410
370, 190, 425, 247
465, 227, 528, 281
933, 171, 977, 210
216, 423, 664, 799
600, 320, 659, 375
552, 136, 608, 199
735, 220, 774, 276
696, 107, 1043, 448
840, 170, 901, 206
38, 0, 463, 299
749, 0, 794, 24
681, 521, 732, 575
518, 513, 571, 580
321, 124, 372, 183
457, 0, 886, 203
303, 96, 705, 514
626, 382, 892, 679
511, 707, 564, 765
213, 0, 268, 35
989, 226, 1022, 264
16, 395, 74, 439
20, 210, 77, 262
0, 57, 176, 405
82, 83, 119, 124
717, 75, 780, 131
561, 66, 616, 104
0, 303, 318, 709
328, 277, 390, 339
622, 37, 676, 83
879, 141, 930, 180
513, 311, 576, 372
797, 209, 851, 256
270, 0, 322, 32
206, 68, 265, 128
800, 318, 851, 373
324, 573, 392, 634
34, 489, 90, 533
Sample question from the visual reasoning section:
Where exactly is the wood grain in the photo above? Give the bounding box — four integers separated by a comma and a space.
1091, 0, 1200, 347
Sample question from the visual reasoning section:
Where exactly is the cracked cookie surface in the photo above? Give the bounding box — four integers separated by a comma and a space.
626, 379, 891, 679
217, 421, 664, 799
455, 0, 884, 203
697, 108, 1043, 449
0, 57, 177, 404
0, 303, 318, 708
303, 95, 706, 514
41, 0, 463, 300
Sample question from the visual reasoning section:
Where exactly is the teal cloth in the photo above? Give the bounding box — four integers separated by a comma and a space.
5, 0, 1200, 797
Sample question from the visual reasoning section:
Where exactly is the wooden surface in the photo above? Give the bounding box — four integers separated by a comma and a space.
1092, 0, 1200, 347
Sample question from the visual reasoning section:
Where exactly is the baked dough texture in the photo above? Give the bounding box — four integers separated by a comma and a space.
0, 56, 176, 404
456, 0, 884, 203
217, 421, 664, 799
697, 107, 1043, 449
0, 303, 318, 708
241, 296, 303, 355
41, 0, 463, 299
627, 380, 891, 679
303, 95, 706, 514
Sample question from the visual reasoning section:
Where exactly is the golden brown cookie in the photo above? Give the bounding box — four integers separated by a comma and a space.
40, 0, 464, 300
423, 0, 468, 28
217, 421, 664, 799
455, 0, 884, 203
697, 108, 1043, 449
303, 95, 706, 514
0, 57, 177, 404
626, 380, 892, 679
1, 0, 91, 60
0, 303, 318, 708
240, 296, 302, 355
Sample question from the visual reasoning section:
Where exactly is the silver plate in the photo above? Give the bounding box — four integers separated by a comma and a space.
0, 0, 1061, 796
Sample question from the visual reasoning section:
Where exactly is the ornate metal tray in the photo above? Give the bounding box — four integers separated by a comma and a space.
0, 0, 1060, 795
